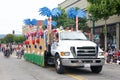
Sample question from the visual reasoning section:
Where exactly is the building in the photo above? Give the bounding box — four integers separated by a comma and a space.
59, 0, 120, 50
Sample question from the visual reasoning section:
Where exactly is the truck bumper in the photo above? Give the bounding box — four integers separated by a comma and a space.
61, 58, 105, 67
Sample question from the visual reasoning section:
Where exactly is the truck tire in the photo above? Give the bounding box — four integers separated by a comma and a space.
90, 66, 103, 73
55, 54, 64, 74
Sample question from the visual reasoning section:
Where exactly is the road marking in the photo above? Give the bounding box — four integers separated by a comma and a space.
66, 73, 87, 80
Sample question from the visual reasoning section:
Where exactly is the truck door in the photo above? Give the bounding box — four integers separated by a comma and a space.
51, 33, 59, 55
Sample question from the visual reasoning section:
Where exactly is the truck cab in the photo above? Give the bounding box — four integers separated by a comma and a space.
45, 30, 105, 74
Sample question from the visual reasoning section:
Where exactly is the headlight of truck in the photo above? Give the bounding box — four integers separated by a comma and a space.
60, 52, 70, 56
98, 52, 104, 56
98, 47, 104, 56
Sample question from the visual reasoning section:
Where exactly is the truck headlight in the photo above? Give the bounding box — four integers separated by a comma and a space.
60, 52, 70, 56
98, 52, 104, 56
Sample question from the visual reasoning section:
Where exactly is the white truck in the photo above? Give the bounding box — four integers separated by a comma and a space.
44, 31, 105, 74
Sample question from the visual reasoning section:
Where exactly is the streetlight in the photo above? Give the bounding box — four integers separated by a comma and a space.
12, 30, 15, 35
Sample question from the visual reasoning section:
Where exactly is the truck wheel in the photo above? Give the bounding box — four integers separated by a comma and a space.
90, 66, 103, 73
55, 54, 64, 74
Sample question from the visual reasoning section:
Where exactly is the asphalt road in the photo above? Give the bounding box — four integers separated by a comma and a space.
0, 52, 120, 80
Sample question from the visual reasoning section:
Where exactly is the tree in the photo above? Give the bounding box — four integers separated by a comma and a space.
87, 0, 116, 50
114, 0, 120, 15
14, 36, 25, 43
0, 34, 25, 44
4, 34, 14, 43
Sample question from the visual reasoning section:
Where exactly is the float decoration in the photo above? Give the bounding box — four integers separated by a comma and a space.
39, 46, 42, 50
39, 7, 61, 30
25, 40, 30, 45
67, 7, 86, 31
43, 19, 57, 28
36, 38, 40, 44
32, 39, 35, 45
23, 18, 37, 28
23, 7, 62, 67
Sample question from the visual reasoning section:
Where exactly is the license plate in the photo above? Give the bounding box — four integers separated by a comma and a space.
84, 64, 90, 67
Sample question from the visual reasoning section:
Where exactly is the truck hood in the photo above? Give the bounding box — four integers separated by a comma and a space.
59, 40, 97, 48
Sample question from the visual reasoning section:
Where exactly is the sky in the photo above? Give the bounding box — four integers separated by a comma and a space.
0, 0, 65, 34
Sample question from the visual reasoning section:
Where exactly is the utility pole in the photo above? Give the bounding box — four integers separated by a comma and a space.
13, 30, 15, 35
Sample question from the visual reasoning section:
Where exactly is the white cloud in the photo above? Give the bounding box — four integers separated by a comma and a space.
0, 0, 65, 34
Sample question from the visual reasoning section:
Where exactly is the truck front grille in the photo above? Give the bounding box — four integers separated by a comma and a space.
76, 47, 97, 58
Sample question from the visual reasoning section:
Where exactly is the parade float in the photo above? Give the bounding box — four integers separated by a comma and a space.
23, 7, 105, 74
23, 7, 61, 67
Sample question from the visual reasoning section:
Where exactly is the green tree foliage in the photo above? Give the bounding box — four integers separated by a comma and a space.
87, 0, 119, 50
0, 34, 25, 44
114, 0, 120, 15
14, 36, 25, 43
87, 0, 116, 20
4, 34, 14, 43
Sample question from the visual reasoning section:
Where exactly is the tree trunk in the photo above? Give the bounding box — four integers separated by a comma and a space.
104, 20, 107, 51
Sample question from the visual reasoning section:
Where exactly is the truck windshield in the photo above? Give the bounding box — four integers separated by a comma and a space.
60, 31, 87, 40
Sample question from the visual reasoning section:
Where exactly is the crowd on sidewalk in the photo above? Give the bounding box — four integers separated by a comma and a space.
102, 47, 120, 65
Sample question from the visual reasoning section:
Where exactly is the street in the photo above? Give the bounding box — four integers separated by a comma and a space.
0, 52, 120, 80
